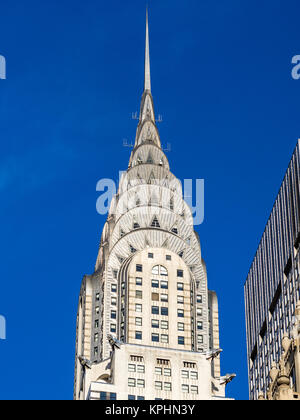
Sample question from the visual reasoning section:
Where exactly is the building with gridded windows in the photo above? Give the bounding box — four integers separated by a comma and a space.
244, 140, 300, 400
74, 11, 234, 401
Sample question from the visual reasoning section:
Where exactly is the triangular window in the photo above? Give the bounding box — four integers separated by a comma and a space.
151, 216, 160, 228
133, 220, 140, 229
130, 245, 137, 254
120, 229, 125, 238
148, 171, 156, 185
147, 152, 154, 164
171, 225, 178, 235
178, 250, 184, 258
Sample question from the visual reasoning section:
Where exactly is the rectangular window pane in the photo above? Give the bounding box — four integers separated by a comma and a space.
152, 293, 159, 301
178, 309, 184, 318
177, 296, 184, 304
161, 294, 168, 302
190, 371, 198, 380
161, 334, 169, 343
181, 370, 189, 379
155, 381, 162, 390
161, 281, 168, 289
191, 386, 198, 394
178, 336, 185, 345
148, 253, 154, 259
136, 277, 143, 286
111, 285, 117, 293
152, 280, 159, 288
161, 320, 168, 330
128, 364, 136, 372
177, 283, 184, 291
152, 306, 159, 315
164, 382, 172, 391
161, 307, 168, 316
136, 290, 143, 299
152, 319, 159, 328
155, 367, 162, 375
177, 270, 183, 278
110, 324, 116, 333
137, 379, 145, 388
152, 334, 159, 342
128, 378, 136, 387
136, 264, 143, 272
137, 365, 145, 374
136, 304, 142, 312
136, 317, 142, 326
135, 331, 142, 340
164, 368, 171, 377
178, 322, 184, 331
182, 384, 189, 393
166, 255, 171, 261
111, 311, 116, 319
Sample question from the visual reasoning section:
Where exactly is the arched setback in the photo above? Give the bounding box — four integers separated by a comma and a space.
123, 248, 194, 351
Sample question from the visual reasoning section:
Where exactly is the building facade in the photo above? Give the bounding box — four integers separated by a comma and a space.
74, 13, 233, 401
244, 140, 300, 400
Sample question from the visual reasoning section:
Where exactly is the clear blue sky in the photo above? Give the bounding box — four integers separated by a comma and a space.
0, 0, 299, 400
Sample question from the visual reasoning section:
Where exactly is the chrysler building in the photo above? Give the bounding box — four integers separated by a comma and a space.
74, 11, 233, 401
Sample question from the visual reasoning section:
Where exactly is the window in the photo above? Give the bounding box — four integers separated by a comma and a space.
197, 321, 203, 330
110, 393, 117, 400
136, 290, 143, 299
181, 370, 189, 379
95, 320, 99, 328
152, 265, 159, 275
152, 265, 168, 276
197, 295, 202, 303
148, 253, 154, 259
111, 297, 117, 306
152, 293, 159, 301
137, 365, 145, 374
137, 396, 145, 400
178, 336, 185, 345
177, 283, 184, 291
136, 317, 142, 327
161, 307, 168, 316
96, 293, 100, 301
152, 280, 159, 288
137, 379, 145, 388
191, 386, 198, 394
128, 364, 136, 372
152, 334, 159, 342
177, 296, 184, 304
166, 255, 171, 261
113, 270, 118, 279
100, 392, 107, 400
136, 277, 142, 286
128, 395, 135, 400
136, 304, 142, 313
178, 309, 184, 318
164, 368, 171, 377
128, 378, 136, 388
110, 324, 116, 333
94, 333, 99, 342
164, 382, 172, 391
161, 281, 168, 289
177, 270, 183, 278
182, 384, 189, 393
96, 307, 100, 314
178, 322, 184, 331
197, 335, 203, 344
161, 294, 168, 302
155, 367, 162, 375
197, 308, 202, 317
161, 320, 168, 330
152, 320, 159, 328
152, 306, 159, 315
111, 284, 117, 293
151, 216, 160, 228
136, 264, 143, 272
171, 227, 178, 234
133, 222, 140, 229
161, 334, 169, 343
135, 331, 142, 340
190, 371, 198, 380
155, 381, 163, 390
111, 310, 117, 319
94, 347, 98, 356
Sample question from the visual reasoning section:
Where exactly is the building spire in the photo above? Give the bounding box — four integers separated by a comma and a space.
144, 7, 151, 92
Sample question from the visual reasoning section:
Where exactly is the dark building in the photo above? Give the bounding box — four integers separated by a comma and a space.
244, 140, 300, 400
